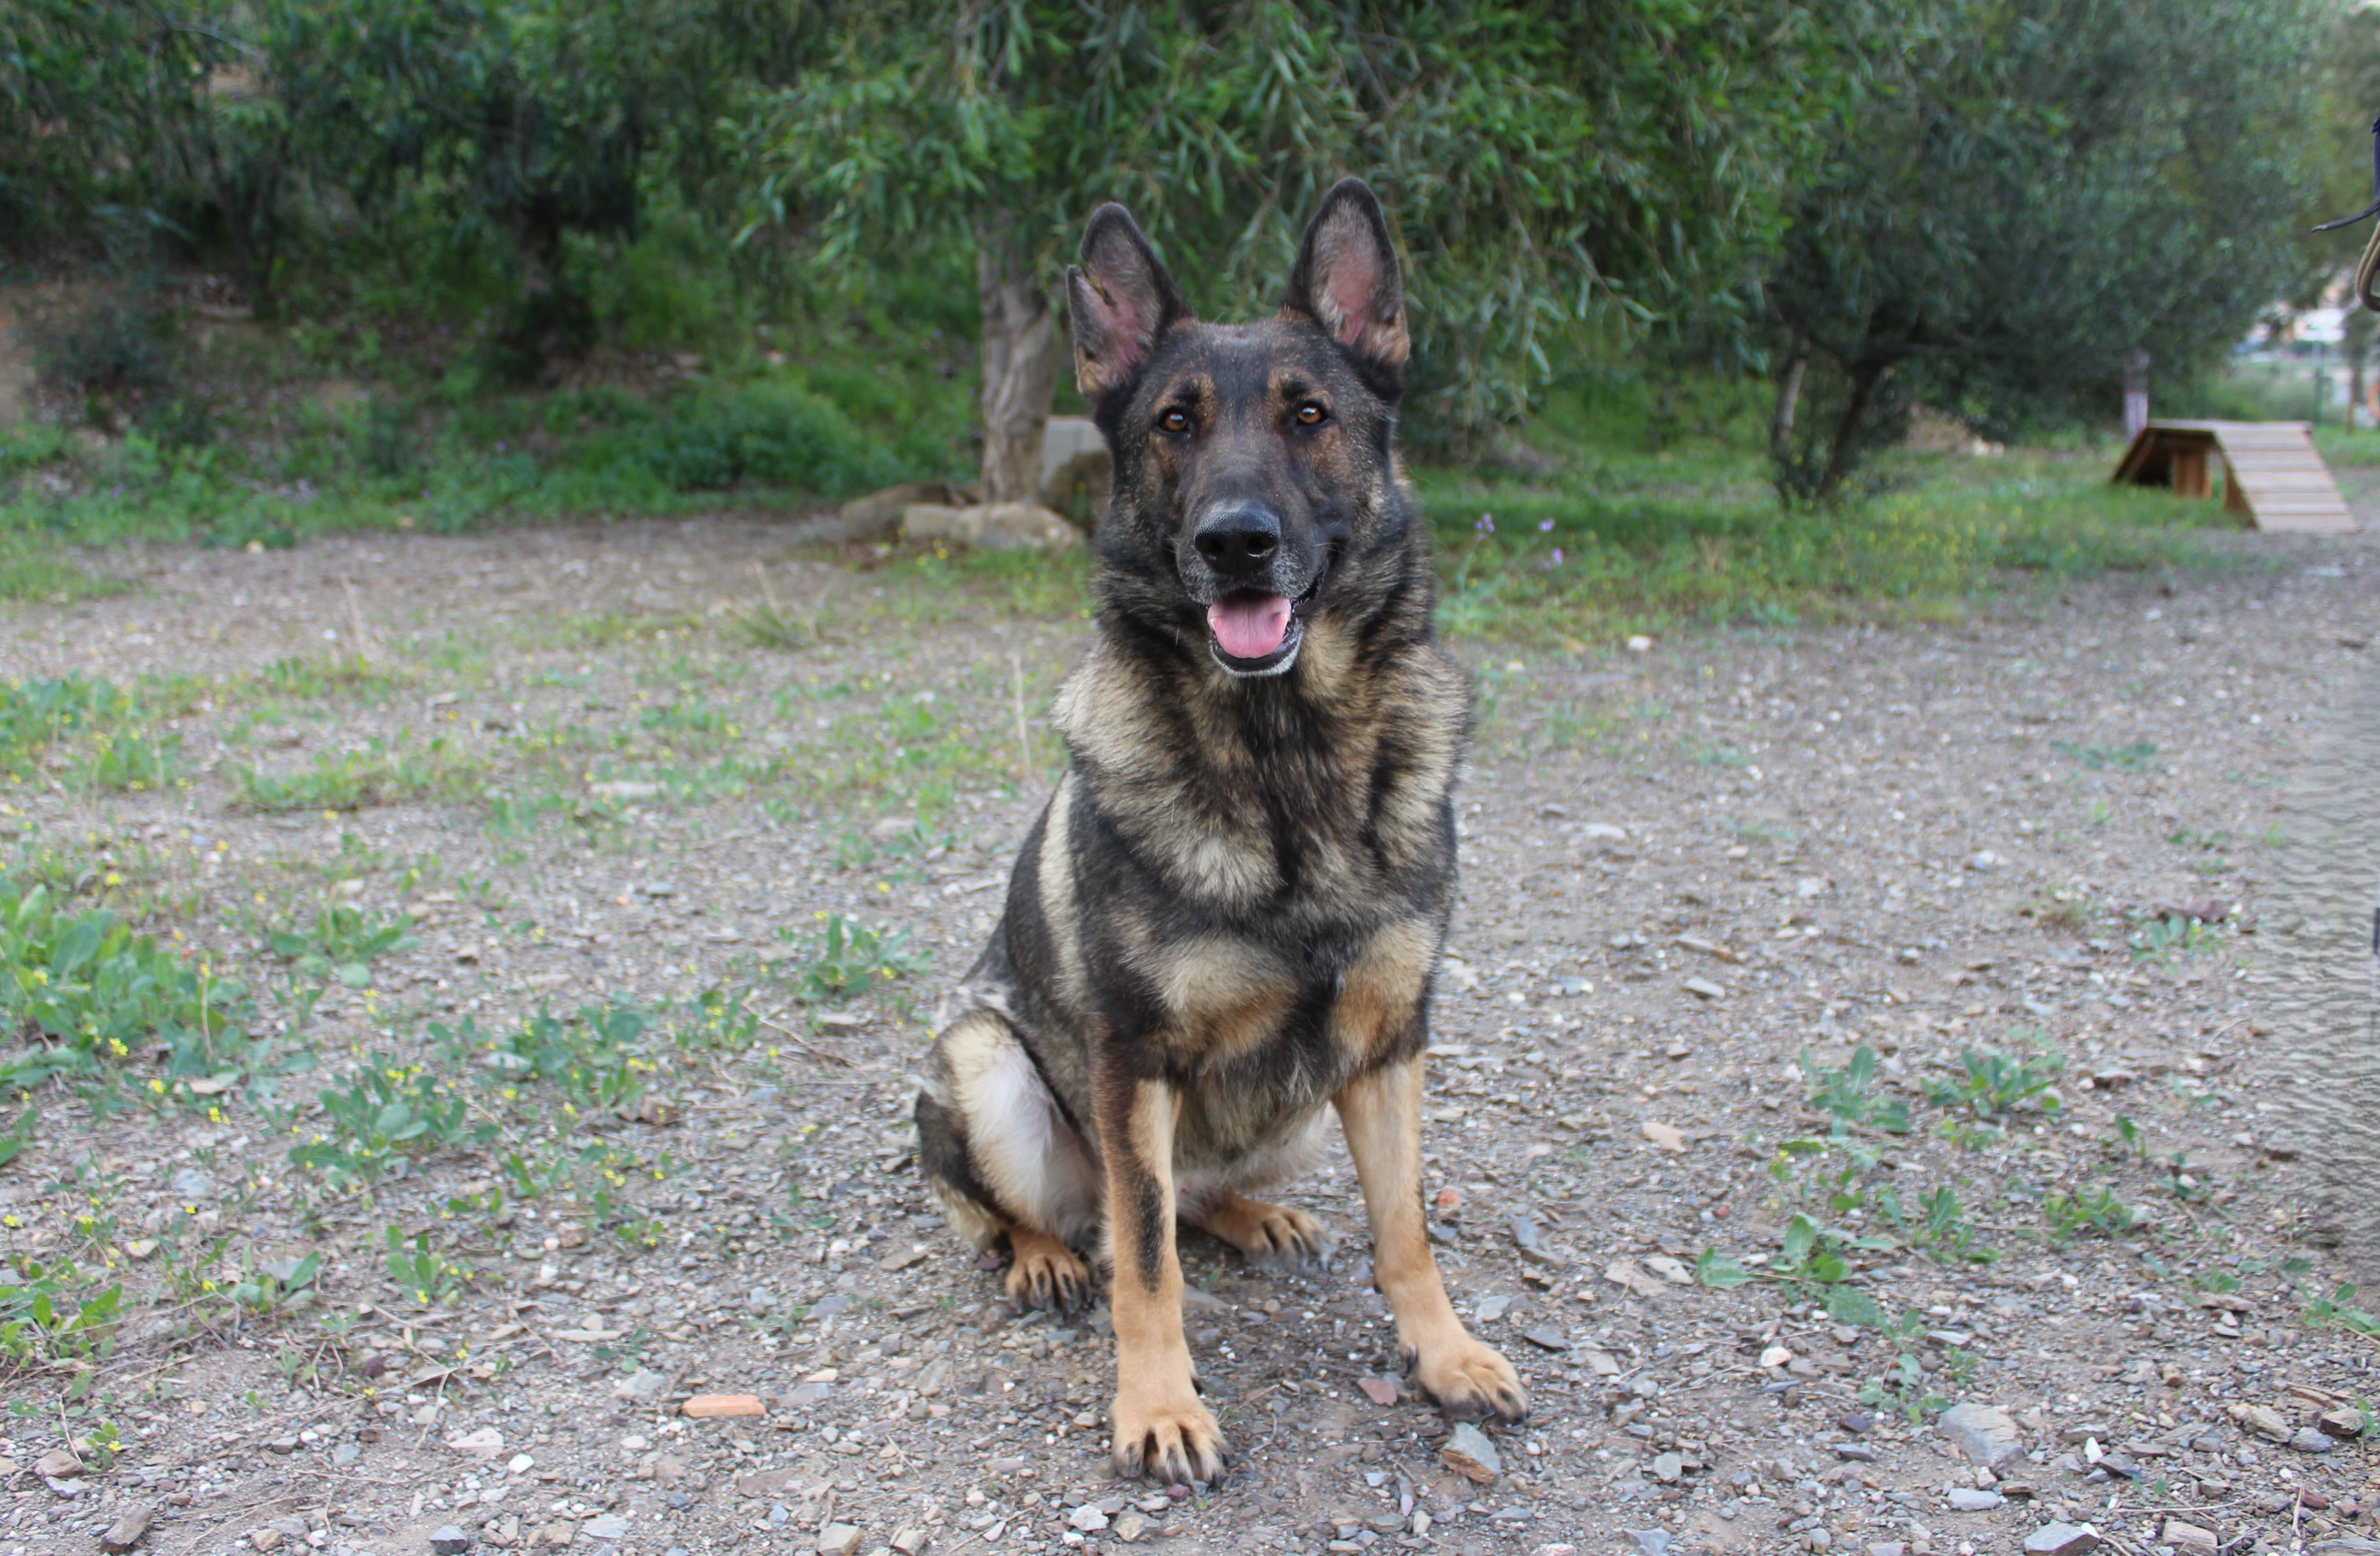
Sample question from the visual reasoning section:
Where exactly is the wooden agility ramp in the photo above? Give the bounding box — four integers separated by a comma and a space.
2111, 419, 2357, 533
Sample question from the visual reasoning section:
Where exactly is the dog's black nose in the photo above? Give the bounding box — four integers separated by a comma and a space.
1192, 505, 1280, 578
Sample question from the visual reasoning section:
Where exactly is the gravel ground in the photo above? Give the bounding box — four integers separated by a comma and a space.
1, 506, 2377, 1556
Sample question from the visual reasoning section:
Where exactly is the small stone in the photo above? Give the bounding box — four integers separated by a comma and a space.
1520, 1325, 1571, 1352
1834, 1443, 1879, 1462
2229, 1402, 2291, 1441
817, 1524, 864, 1556
1868, 1545, 1906, 1556
1808, 1529, 1834, 1553
33, 1447, 80, 1478
1947, 1488, 2003, 1512
611, 1369, 666, 1403
2160, 1520, 2219, 1554
2291, 1426, 2337, 1454
1623, 1531, 1670, 1556
1940, 1404, 2023, 1471
1475, 1294, 1513, 1323
2022, 1524, 2101, 1556
267, 1435, 301, 1455
1650, 1451, 1684, 1483
891, 1530, 931, 1556
1837, 1411, 1875, 1435
680, 1394, 766, 1419
2319, 1405, 2368, 1438
251, 1532, 285, 1553
1440, 1422, 1502, 1484
1761, 1346, 1794, 1369
448, 1428, 505, 1460
100, 1506, 155, 1553
1356, 1376, 1399, 1406
332, 1443, 359, 1466
430, 1528, 473, 1556
1068, 1504, 1109, 1531
1111, 1513, 1147, 1545
580, 1514, 628, 1541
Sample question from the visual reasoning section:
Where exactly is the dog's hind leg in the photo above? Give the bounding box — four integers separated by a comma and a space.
915, 1008, 1102, 1311
1187, 1191, 1336, 1270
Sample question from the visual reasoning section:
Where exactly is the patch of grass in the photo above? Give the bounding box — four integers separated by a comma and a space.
2128, 909, 2227, 964
81, 733, 182, 793
762, 912, 930, 1007
250, 653, 406, 702
2042, 1184, 2139, 1242
1800, 1043, 1911, 1137
2052, 739, 2162, 772
236, 735, 485, 811
1920, 1043, 2064, 1121
266, 904, 419, 988
288, 1059, 492, 1186
0, 534, 121, 603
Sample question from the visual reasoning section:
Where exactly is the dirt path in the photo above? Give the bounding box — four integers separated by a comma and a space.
1, 513, 2376, 1556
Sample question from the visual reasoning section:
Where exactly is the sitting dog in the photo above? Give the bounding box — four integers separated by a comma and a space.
914, 177, 1525, 1484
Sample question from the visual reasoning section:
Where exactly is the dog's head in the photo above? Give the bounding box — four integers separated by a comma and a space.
1067, 178, 1416, 679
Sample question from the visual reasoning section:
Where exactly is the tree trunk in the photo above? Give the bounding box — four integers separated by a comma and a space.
1816, 363, 1884, 503
974, 214, 1063, 505
1769, 336, 1808, 470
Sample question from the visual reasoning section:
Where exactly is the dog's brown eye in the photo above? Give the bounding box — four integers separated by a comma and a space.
1158, 408, 1192, 435
1295, 402, 1328, 426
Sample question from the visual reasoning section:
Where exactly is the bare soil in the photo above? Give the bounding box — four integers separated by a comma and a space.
2, 508, 2378, 1556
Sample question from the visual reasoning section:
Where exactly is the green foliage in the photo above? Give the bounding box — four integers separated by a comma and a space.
748, 0, 1854, 437
2303, 1283, 2380, 1339
267, 905, 419, 989
236, 735, 484, 811
2042, 1185, 2138, 1242
0, 1107, 34, 1169
81, 734, 182, 794
1767, 0, 2327, 499
2128, 910, 2226, 964
1873, 1181, 1996, 1265
1920, 1044, 2063, 1120
0, 1259, 121, 1368
1858, 1308, 1962, 1423
1801, 1043, 1911, 1136
382, 1228, 469, 1307
1697, 1211, 1891, 1327
0, 875, 284, 1098
288, 1059, 491, 1186
2052, 740, 2161, 772
768, 913, 930, 1006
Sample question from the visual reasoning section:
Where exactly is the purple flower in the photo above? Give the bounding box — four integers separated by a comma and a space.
1544, 548, 1564, 568
1539, 519, 1555, 532
1475, 513, 1495, 533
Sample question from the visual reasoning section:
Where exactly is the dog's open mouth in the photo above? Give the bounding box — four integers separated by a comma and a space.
1206, 575, 1320, 675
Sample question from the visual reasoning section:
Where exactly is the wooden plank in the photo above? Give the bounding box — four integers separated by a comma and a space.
2114, 420, 2355, 533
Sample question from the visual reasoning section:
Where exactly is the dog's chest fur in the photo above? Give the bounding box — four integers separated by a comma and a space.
1030, 616, 1468, 1163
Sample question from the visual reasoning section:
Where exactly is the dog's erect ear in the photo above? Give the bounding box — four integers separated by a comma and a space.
1282, 177, 1408, 388
1066, 204, 1192, 400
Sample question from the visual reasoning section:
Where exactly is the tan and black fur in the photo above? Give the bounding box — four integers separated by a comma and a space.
913, 178, 1525, 1484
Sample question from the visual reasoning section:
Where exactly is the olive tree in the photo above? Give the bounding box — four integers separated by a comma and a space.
743, 0, 1856, 500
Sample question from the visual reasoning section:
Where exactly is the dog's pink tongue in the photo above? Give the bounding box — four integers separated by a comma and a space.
1207, 594, 1291, 659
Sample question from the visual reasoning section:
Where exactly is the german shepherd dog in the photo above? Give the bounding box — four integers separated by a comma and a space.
913, 178, 1525, 1484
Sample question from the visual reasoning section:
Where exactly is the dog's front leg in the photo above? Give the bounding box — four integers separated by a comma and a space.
1098, 1070, 1227, 1484
1336, 1057, 1528, 1422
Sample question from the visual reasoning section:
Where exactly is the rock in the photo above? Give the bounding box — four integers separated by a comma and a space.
611, 1369, 666, 1403
1623, 1532, 1670, 1556
1761, 1346, 1794, 1368
1650, 1451, 1684, 1483
170, 1166, 217, 1199
1680, 975, 1726, 1000
1475, 1294, 1513, 1323
839, 480, 970, 542
448, 1428, 505, 1460
2309, 1542, 2380, 1555
580, 1514, 628, 1541
817, 1524, 864, 1556
1440, 1422, 1502, 1483
2291, 1426, 2337, 1454
892, 1529, 932, 1556
1940, 1403, 2024, 1470
1834, 1443, 1878, 1462
1838, 1411, 1875, 1435
2022, 1525, 2101, 1556
1067, 1504, 1109, 1531
1605, 1259, 1670, 1299
2320, 1405, 2369, 1438
430, 1528, 473, 1556
2160, 1520, 2219, 1554
1946, 1488, 2003, 1512
680, 1394, 765, 1419
902, 501, 1082, 552
2229, 1402, 2291, 1441
1529, 1547, 1579, 1556
1520, 1325, 1571, 1351
1039, 417, 1111, 513
1356, 1376, 1399, 1406
333, 1443, 359, 1466
1868, 1545, 1905, 1556
251, 1531, 285, 1552
33, 1447, 80, 1478
100, 1505, 154, 1553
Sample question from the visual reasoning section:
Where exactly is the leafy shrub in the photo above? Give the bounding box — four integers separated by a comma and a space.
621, 384, 900, 497
22, 285, 179, 428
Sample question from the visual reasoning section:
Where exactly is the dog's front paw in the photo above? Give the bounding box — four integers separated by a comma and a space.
1410, 1337, 1529, 1423
1110, 1376, 1228, 1485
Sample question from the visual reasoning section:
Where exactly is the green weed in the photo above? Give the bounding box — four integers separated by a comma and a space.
1801, 1044, 1911, 1136
2041, 1184, 2138, 1242
237, 735, 484, 811
2128, 910, 2226, 963
0, 1259, 121, 1369
1921, 1043, 2064, 1120
288, 1059, 493, 1186
81, 733, 181, 792
766, 912, 929, 1006
382, 1228, 470, 1307
2052, 739, 2162, 773
267, 904, 419, 989
1697, 1211, 1890, 1327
